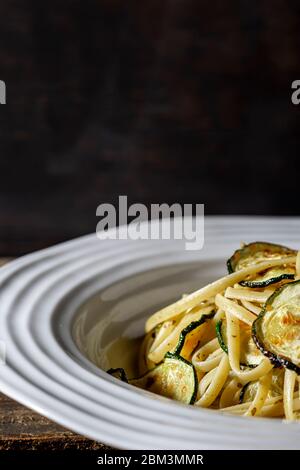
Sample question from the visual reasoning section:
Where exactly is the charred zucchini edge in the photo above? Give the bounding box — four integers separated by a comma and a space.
240, 273, 295, 289
173, 310, 215, 357
252, 280, 300, 374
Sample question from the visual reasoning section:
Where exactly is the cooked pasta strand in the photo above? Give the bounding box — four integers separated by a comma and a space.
240, 300, 261, 315
196, 354, 230, 407
226, 310, 273, 382
192, 347, 223, 372
212, 308, 225, 324
219, 379, 242, 409
244, 370, 272, 417
192, 337, 219, 362
145, 256, 296, 332
216, 294, 257, 326
149, 319, 177, 353
199, 367, 218, 396
222, 395, 300, 418
225, 287, 275, 303
284, 369, 297, 420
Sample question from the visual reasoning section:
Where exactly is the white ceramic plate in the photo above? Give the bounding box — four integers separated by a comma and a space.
1, 216, 300, 449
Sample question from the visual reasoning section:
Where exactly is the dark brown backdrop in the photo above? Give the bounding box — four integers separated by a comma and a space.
0, 0, 300, 255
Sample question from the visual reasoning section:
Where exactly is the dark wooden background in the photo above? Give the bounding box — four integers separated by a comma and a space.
1, 0, 300, 256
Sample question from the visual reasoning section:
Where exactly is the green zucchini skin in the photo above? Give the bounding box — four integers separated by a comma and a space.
215, 319, 228, 354
240, 274, 295, 289
173, 310, 215, 357
107, 367, 128, 383
252, 280, 300, 374
239, 382, 251, 404
227, 241, 296, 288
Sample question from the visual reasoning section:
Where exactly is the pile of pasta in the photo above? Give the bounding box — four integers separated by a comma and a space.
109, 242, 300, 420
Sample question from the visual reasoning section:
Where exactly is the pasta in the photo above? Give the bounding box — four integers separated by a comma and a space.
109, 242, 300, 420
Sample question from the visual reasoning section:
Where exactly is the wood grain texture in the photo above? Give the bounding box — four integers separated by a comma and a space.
0, 393, 110, 450
0, 258, 112, 450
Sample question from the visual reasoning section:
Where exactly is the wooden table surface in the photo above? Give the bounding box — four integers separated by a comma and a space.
0, 258, 110, 451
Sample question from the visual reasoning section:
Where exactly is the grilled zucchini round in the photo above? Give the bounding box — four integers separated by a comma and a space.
227, 242, 296, 288
252, 280, 300, 374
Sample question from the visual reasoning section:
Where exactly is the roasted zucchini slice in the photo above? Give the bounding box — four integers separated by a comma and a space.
216, 319, 264, 367
107, 367, 128, 382
252, 280, 300, 373
227, 242, 296, 288
173, 311, 215, 360
130, 353, 198, 404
